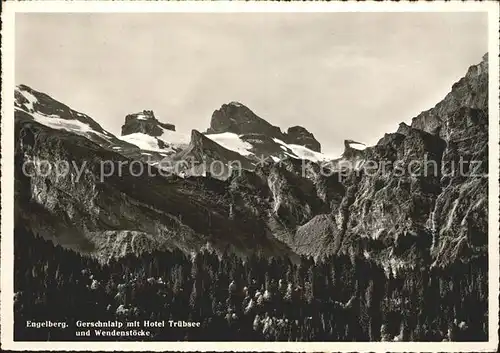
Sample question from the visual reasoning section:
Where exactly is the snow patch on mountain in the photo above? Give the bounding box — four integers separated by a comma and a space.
117, 133, 173, 153
202, 131, 334, 163
273, 138, 332, 162
16, 107, 99, 136
205, 132, 255, 157
118, 128, 190, 154
285, 143, 331, 162
347, 142, 367, 151
15, 87, 113, 142
135, 114, 151, 121
158, 128, 191, 147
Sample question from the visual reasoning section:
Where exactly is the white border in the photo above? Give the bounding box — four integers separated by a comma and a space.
1, 1, 499, 352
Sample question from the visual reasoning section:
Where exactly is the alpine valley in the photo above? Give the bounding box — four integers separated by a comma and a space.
12, 54, 489, 342
14, 54, 488, 267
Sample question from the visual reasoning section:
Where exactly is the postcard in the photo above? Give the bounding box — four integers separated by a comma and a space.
1, 1, 499, 352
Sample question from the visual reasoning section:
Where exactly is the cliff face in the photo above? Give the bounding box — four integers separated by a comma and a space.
324, 54, 489, 270
277, 54, 488, 268
13, 54, 488, 270
411, 55, 488, 266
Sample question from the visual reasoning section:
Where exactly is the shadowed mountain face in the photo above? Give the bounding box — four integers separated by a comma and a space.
14, 54, 488, 271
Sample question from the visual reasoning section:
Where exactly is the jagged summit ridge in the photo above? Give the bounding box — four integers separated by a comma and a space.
285, 126, 321, 152
116, 109, 189, 158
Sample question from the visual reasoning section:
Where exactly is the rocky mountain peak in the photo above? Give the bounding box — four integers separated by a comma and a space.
284, 126, 321, 152
15, 84, 106, 134
207, 102, 325, 155
121, 110, 176, 137
207, 102, 285, 139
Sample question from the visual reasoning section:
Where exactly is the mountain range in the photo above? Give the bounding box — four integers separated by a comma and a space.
13, 53, 488, 272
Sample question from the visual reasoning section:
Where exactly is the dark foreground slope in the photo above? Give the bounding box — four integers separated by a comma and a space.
14, 227, 487, 341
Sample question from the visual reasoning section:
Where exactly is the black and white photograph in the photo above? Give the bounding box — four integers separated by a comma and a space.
1, 1, 499, 352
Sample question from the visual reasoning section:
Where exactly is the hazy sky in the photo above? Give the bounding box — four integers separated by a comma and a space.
16, 12, 487, 156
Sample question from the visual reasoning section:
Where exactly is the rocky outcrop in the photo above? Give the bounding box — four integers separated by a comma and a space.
284, 126, 321, 152
336, 127, 447, 269
121, 110, 176, 137
256, 54, 489, 268
409, 54, 489, 265
428, 106, 488, 266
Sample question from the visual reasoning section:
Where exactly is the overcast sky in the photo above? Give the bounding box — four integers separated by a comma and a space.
16, 12, 487, 156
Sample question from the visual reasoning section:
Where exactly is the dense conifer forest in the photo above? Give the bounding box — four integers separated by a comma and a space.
14, 226, 488, 342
